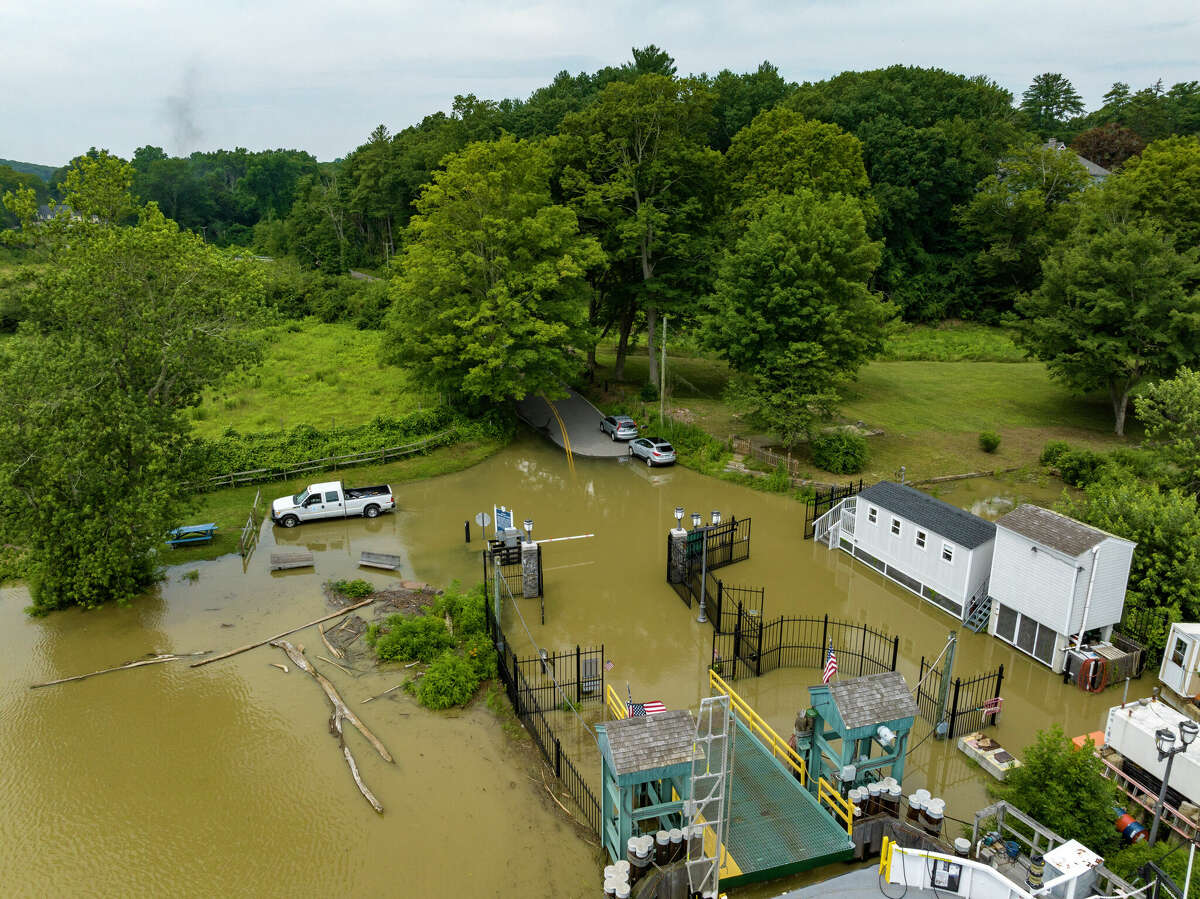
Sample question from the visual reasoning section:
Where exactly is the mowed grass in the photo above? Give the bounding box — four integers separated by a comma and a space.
586, 328, 1132, 482
191, 320, 438, 438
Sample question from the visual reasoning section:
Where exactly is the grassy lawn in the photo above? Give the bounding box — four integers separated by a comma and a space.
167, 438, 506, 564
586, 328, 1132, 483
191, 320, 437, 437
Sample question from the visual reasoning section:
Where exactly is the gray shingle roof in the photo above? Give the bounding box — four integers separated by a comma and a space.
857, 482, 996, 549
605, 710, 700, 776
829, 671, 917, 730
996, 504, 1130, 557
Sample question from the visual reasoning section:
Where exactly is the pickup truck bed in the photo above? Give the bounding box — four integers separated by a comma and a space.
345, 485, 389, 500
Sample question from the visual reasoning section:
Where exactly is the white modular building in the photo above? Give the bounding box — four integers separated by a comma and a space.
1160, 623, 1200, 703
988, 504, 1135, 673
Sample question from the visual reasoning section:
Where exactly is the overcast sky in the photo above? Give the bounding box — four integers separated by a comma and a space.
3, 0, 1197, 166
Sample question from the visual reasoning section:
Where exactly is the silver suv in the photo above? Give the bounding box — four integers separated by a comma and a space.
600, 415, 638, 441
629, 437, 676, 467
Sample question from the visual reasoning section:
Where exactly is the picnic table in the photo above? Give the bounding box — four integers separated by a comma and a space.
167, 523, 218, 547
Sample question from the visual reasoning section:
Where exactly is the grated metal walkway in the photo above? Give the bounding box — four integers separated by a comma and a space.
717, 719, 855, 888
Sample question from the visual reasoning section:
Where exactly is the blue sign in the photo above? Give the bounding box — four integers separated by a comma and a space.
494, 505, 514, 535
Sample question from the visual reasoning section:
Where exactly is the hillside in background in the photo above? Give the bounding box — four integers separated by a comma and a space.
0, 158, 56, 181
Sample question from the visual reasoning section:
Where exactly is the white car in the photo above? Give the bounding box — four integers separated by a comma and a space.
270, 480, 395, 528
600, 415, 639, 441
629, 437, 676, 467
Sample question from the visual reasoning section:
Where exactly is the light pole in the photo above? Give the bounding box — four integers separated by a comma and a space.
1150, 720, 1199, 845
694, 510, 722, 625
523, 519, 533, 542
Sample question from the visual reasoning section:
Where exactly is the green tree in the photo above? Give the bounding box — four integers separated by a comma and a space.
1012, 189, 1200, 435
0, 180, 263, 611
994, 726, 1120, 854
559, 73, 721, 384
385, 135, 603, 404
1136, 368, 1200, 494
706, 62, 794, 152
700, 190, 891, 444
1020, 73, 1086, 137
1120, 136, 1200, 252
1062, 476, 1200, 639
959, 139, 1091, 314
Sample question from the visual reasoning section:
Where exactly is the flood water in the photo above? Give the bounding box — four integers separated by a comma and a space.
0, 435, 1149, 897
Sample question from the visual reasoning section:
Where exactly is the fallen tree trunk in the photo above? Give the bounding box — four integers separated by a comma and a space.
192, 598, 375, 668
272, 639, 392, 813
31, 651, 211, 689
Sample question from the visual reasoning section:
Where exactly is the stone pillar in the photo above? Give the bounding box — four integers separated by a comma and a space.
668, 528, 688, 583
522, 540, 540, 598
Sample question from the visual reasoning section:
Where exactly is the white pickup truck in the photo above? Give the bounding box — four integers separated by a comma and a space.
270, 480, 395, 528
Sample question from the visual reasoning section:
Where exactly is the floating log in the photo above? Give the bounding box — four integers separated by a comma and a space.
273, 639, 392, 813
360, 682, 406, 704
191, 598, 375, 668
318, 622, 343, 659
359, 551, 402, 571
271, 663, 289, 673
319, 655, 354, 676
30, 651, 211, 688
270, 551, 314, 571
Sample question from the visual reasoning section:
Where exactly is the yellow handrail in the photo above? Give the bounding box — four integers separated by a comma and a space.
708, 668, 854, 836
880, 836, 893, 875
606, 683, 627, 720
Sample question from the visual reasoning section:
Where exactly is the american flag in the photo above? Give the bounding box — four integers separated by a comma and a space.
822, 643, 838, 684
604, 659, 615, 671
628, 700, 667, 716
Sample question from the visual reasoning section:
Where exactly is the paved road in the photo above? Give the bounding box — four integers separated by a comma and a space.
515, 389, 629, 458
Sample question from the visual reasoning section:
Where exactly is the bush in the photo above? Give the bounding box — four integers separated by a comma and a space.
331, 578, 374, 598
373, 613, 454, 663
638, 383, 659, 402
1057, 449, 1106, 487
1040, 440, 1071, 465
418, 651, 483, 710
762, 463, 793, 492
979, 431, 1001, 453
811, 432, 868, 474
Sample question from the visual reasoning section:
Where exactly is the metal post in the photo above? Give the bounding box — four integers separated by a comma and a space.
1186, 838, 1197, 899
994, 665, 1005, 725
948, 678, 962, 739
1151, 750, 1180, 845
822, 614, 829, 667
891, 636, 900, 672
756, 612, 763, 676
936, 632, 957, 730
576, 646, 581, 704
698, 525, 709, 624
860, 623, 868, 676
555, 737, 562, 778
464, 520, 470, 543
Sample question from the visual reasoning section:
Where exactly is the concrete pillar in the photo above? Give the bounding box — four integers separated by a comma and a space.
521, 541, 540, 598
668, 527, 688, 583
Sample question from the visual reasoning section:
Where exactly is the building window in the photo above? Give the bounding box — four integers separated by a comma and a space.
1173, 637, 1188, 667
942, 543, 954, 563
868, 507, 877, 524
916, 530, 927, 549
891, 518, 901, 536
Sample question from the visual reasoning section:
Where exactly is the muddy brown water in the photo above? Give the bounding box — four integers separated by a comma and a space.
0, 435, 1150, 897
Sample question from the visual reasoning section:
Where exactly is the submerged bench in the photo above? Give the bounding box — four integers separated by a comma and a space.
270, 551, 314, 571
167, 523, 218, 547
359, 551, 402, 571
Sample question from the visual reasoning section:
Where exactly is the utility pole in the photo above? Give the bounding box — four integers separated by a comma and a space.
936, 632, 957, 734
660, 315, 667, 425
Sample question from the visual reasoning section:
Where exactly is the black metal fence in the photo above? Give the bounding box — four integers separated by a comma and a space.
916, 656, 1004, 738
713, 612, 899, 681
485, 600, 602, 833
667, 518, 759, 632
803, 480, 864, 539
1116, 605, 1174, 668
482, 543, 542, 600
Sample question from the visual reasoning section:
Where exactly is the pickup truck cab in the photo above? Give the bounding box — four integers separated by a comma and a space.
270, 480, 394, 528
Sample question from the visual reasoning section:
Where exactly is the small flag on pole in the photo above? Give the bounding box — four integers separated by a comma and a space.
822, 642, 838, 684
604, 659, 615, 671
628, 700, 667, 716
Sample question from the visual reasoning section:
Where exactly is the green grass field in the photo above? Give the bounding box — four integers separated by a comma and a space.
587, 327, 1131, 483
192, 320, 436, 438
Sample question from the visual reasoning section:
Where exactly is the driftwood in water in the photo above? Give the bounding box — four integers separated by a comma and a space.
318, 655, 353, 676
360, 682, 406, 704
30, 651, 211, 689
272, 639, 392, 813
191, 598, 375, 668
318, 622, 343, 659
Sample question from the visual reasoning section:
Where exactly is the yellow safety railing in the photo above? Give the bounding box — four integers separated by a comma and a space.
879, 836, 893, 876
607, 683, 628, 720
708, 668, 854, 837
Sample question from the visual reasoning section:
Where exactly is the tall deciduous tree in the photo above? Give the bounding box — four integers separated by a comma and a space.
1013, 189, 1200, 435
1020, 73, 1086, 137
1135, 368, 1200, 494
385, 135, 603, 404
700, 190, 891, 444
1070, 123, 1145, 170
559, 73, 721, 384
1120, 135, 1200, 252
0, 160, 263, 611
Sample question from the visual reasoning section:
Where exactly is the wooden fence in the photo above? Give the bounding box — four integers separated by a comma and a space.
238, 488, 263, 559
730, 436, 808, 479
191, 430, 455, 491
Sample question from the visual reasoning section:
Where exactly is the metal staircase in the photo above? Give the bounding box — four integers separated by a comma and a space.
686, 695, 734, 899
965, 594, 993, 633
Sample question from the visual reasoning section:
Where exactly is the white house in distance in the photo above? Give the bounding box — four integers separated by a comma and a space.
988, 504, 1136, 673
1159, 623, 1200, 705
821, 481, 997, 622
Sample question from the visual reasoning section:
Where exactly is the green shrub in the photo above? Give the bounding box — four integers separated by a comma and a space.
811, 432, 868, 474
374, 613, 454, 663
638, 383, 659, 402
1040, 440, 1071, 465
463, 632, 497, 680
762, 463, 793, 492
1057, 449, 1106, 487
331, 578, 374, 599
418, 651, 482, 710
979, 431, 1001, 453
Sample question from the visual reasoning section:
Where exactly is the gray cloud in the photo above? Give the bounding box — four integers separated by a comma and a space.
2, 0, 1197, 165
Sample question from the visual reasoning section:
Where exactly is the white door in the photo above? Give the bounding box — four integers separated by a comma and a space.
1162, 633, 1191, 695
299, 493, 326, 521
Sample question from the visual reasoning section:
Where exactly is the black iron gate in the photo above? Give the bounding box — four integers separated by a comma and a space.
916, 657, 1004, 738
803, 480, 864, 539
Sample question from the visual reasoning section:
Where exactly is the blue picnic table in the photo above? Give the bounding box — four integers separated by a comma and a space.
167, 523, 219, 547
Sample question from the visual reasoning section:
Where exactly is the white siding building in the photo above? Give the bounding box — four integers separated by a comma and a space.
988, 504, 1135, 673
820, 481, 997, 622
1159, 623, 1200, 703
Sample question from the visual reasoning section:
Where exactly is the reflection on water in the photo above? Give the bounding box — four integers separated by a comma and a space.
0, 437, 1145, 897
